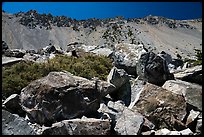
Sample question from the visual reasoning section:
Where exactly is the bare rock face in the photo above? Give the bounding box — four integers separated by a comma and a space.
113, 43, 147, 76
42, 118, 111, 135
173, 65, 202, 85
162, 80, 202, 111
132, 83, 187, 130
136, 51, 174, 86
19, 71, 115, 125
2, 109, 36, 135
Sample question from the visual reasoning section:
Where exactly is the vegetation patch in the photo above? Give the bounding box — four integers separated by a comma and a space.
183, 49, 202, 66
2, 53, 113, 98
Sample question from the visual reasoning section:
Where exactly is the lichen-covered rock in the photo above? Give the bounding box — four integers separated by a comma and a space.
20, 71, 115, 125
132, 83, 187, 130
113, 43, 147, 76
114, 108, 144, 135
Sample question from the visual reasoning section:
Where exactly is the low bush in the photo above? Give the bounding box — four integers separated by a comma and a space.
183, 49, 202, 66
2, 53, 113, 98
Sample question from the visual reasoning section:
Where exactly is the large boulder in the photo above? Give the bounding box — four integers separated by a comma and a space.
19, 71, 115, 125
158, 51, 184, 73
114, 108, 144, 135
113, 43, 147, 76
132, 83, 187, 130
107, 67, 131, 105
2, 109, 36, 135
173, 65, 202, 85
42, 118, 111, 135
136, 51, 174, 86
162, 80, 202, 111
107, 67, 129, 89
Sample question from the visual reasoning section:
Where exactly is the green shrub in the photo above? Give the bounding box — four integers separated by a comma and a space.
183, 49, 202, 66
2, 53, 113, 98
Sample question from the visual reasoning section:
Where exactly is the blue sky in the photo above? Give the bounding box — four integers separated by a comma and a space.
2, 2, 202, 20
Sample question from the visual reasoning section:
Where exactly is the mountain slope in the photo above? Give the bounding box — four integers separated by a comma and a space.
2, 11, 202, 59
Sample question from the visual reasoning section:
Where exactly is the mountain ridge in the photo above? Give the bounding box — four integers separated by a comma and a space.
2, 10, 202, 59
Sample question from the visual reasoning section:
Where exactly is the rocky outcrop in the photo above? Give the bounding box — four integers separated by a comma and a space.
113, 43, 147, 76
42, 118, 111, 135
19, 71, 115, 125
2, 109, 36, 135
132, 83, 187, 130
173, 65, 202, 85
162, 80, 202, 111
136, 51, 174, 86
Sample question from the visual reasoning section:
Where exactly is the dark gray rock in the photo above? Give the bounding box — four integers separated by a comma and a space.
2, 109, 36, 135
2, 40, 9, 53
174, 65, 202, 85
98, 101, 145, 135
4, 49, 26, 58
136, 51, 174, 86
114, 108, 144, 135
43, 45, 56, 54
42, 118, 111, 135
20, 71, 115, 125
3, 94, 25, 116
107, 67, 131, 105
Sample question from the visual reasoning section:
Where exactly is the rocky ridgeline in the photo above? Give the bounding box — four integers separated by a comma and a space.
2, 41, 202, 135
12, 10, 200, 30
